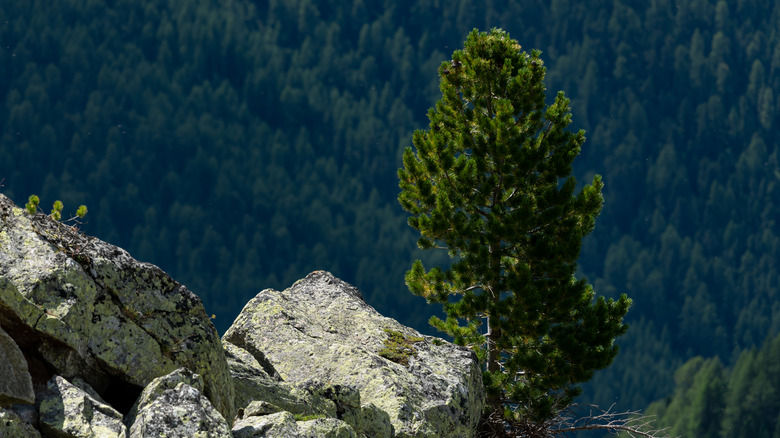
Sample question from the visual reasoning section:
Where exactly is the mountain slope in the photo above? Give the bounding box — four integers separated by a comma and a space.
2, 0, 779, 413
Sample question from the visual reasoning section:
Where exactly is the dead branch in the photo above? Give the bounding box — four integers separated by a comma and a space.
477, 402, 675, 438
551, 403, 675, 438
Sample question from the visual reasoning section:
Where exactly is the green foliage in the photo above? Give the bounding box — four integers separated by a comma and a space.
25, 195, 39, 214
3, 0, 780, 419
645, 357, 725, 437
398, 29, 631, 425
51, 200, 63, 221
23, 194, 87, 223
377, 328, 424, 367
648, 333, 780, 438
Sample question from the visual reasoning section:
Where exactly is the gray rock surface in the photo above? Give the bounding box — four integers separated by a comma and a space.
224, 340, 305, 415
232, 411, 301, 437
0, 325, 34, 406
0, 407, 41, 438
297, 417, 358, 438
223, 270, 485, 438
225, 340, 393, 436
125, 367, 232, 438
232, 410, 358, 438
39, 375, 126, 438
0, 193, 234, 421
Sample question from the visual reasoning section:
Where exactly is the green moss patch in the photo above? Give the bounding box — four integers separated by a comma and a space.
294, 413, 327, 421
378, 329, 424, 367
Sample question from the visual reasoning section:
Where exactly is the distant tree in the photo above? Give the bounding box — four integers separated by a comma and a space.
398, 29, 633, 434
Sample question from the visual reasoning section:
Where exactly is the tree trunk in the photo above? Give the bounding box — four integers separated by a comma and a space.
486, 238, 503, 411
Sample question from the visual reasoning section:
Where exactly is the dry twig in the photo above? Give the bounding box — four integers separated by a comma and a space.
477, 402, 675, 438
551, 403, 674, 438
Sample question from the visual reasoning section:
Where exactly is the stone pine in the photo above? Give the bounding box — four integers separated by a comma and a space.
398, 28, 632, 427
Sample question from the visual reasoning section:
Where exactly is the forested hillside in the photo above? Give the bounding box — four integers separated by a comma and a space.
2, 0, 779, 424
645, 333, 780, 437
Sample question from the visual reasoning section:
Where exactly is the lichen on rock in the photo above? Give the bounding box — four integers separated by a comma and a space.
39, 375, 127, 438
225, 339, 394, 436
0, 407, 41, 438
223, 270, 485, 438
0, 193, 235, 421
125, 368, 232, 438
0, 325, 34, 406
232, 410, 359, 438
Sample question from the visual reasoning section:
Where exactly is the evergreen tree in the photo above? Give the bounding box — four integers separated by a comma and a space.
398, 29, 631, 429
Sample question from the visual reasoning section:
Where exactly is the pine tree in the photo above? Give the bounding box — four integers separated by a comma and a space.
398, 29, 631, 429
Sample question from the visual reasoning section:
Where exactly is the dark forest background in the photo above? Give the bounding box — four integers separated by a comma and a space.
2, 1, 780, 435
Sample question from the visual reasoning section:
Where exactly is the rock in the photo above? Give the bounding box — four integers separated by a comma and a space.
224, 340, 305, 415
125, 367, 232, 438
0, 193, 486, 437
225, 340, 393, 436
0, 194, 234, 420
0, 407, 41, 438
38, 375, 126, 438
241, 400, 282, 417
232, 411, 358, 438
298, 381, 393, 437
0, 325, 34, 406
223, 271, 485, 438
232, 411, 300, 437
6, 403, 37, 427
297, 417, 358, 438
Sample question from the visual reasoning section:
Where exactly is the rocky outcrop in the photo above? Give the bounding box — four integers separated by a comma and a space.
0, 193, 484, 437
0, 193, 234, 422
125, 368, 232, 437
223, 271, 485, 437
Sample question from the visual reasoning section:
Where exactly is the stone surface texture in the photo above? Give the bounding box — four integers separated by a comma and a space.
224, 340, 302, 414
232, 411, 301, 438
125, 367, 232, 438
0, 194, 234, 421
0, 407, 42, 438
39, 375, 126, 438
297, 417, 359, 438
223, 270, 485, 438
232, 410, 359, 438
0, 324, 34, 406
225, 340, 394, 437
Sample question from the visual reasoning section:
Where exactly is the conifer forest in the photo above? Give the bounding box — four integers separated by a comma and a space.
2, 1, 780, 435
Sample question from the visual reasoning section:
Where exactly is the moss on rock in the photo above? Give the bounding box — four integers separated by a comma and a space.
223, 271, 484, 438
